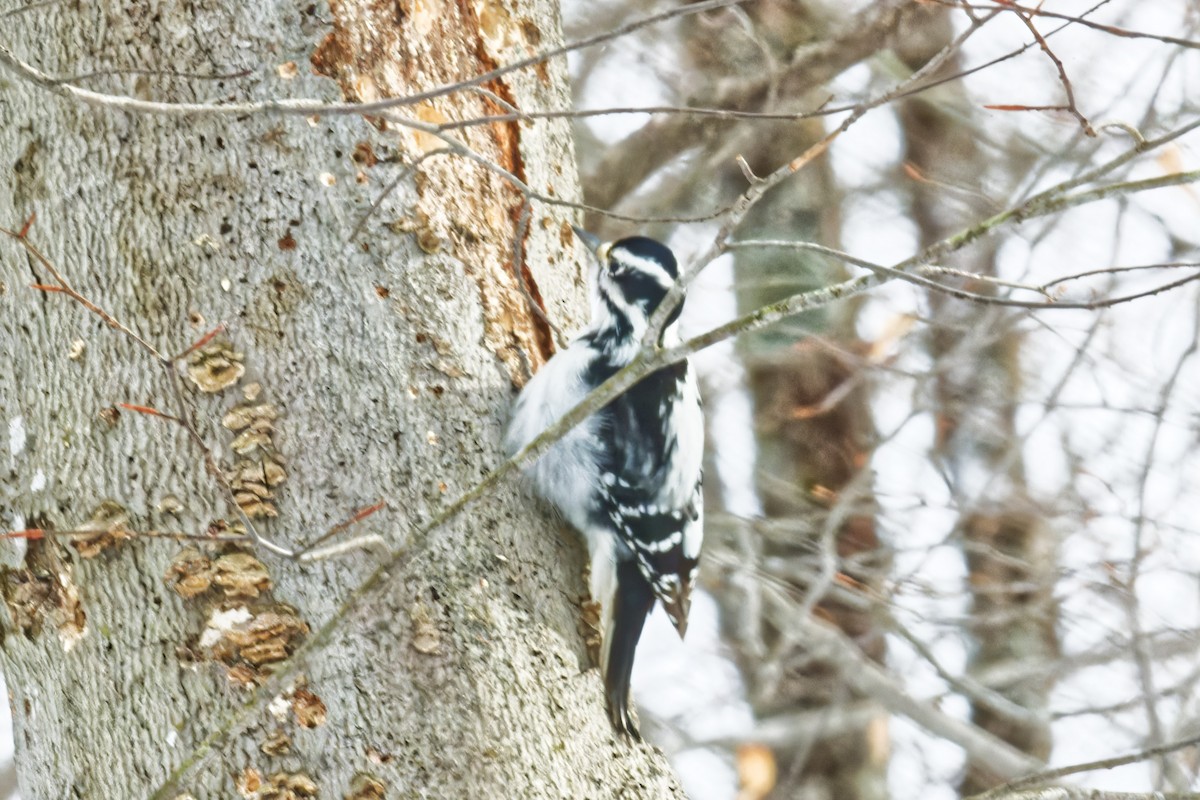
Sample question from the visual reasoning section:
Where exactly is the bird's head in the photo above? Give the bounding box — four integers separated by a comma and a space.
573, 226, 683, 342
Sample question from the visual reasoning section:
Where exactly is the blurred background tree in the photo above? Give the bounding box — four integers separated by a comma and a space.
568, 1, 1200, 798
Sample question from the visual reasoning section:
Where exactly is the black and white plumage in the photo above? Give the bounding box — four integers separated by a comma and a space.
505, 227, 704, 739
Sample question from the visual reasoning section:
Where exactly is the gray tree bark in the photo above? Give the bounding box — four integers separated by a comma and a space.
0, 1, 682, 797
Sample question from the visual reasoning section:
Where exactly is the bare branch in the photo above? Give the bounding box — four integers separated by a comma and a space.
2, 225, 165, 360
948, 2, 1200, 50
1007, 5, 1095, 136
0, 0, 751, 120
640, 8, 1004, 347
973, 734, 1200, 800
730, 238, 1200, 311
789, 610, 1044, 780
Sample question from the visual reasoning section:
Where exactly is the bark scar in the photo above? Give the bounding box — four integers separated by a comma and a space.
312, 0, 558, 382
456, 0, 555, 366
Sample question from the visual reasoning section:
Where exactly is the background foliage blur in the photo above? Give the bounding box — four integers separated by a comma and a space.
563, 1, 1200, 798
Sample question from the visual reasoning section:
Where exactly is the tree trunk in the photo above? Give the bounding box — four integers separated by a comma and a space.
0, 2, 682, 797
728, 148, 887, 800
670, 5, 897, 798
894, 9, 1059, 793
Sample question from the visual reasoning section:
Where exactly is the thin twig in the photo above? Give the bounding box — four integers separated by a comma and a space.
972, 733, 1200, 799
1007, 5, 1096, 136
0, 0, 751, 120
348, 148, 450, 241
1, 226, 382, 560
145, 133, 1200, 796
1039, 261, 1200, 290
3, 225, 165, 359
947, 1, 1200, 50
436, 101, 855, 131
171, 323, 227, 362
0, 527, 251, 544
640, 7, 1003, 347
730, 235, 1200, 311
291, 501, 388, 558
1124, 310, 1200, 790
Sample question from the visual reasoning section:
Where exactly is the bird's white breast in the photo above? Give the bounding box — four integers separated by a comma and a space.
504, 341, 603, 536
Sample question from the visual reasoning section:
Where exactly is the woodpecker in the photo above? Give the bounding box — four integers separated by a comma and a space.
505, 226, 703, 738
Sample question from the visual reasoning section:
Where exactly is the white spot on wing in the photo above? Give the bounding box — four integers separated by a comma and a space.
634, 530, 684, 554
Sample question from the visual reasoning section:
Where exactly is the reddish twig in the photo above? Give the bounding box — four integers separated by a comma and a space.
1006, 4, 1096, 136
293, 500, 389, 558
118, 402, 178, 420
1, 226, 297, 556
172, 322, 227, 362
1, 529, 46, 541
4, 227, 166, 359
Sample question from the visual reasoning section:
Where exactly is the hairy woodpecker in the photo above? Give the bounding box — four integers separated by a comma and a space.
505, 226, 703, 738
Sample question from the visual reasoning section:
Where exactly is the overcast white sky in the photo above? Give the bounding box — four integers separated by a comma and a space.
565, 1, 1200, 797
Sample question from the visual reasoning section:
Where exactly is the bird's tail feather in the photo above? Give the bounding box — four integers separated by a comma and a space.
601, 557, 655, 739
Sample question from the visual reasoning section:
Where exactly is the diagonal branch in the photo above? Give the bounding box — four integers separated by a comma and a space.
972, 732, 1200, 800
146, 115, 1200, 795
640, 7, 1004, 347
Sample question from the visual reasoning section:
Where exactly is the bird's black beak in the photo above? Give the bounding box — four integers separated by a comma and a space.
571, 225, 603, 256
